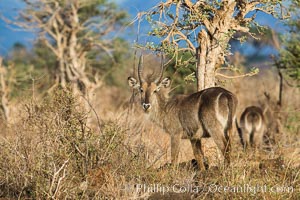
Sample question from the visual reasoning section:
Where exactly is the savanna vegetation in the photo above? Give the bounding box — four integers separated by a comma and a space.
0, 0, 299, 199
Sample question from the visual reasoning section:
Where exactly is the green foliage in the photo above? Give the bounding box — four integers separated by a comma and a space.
3, 40, 60, 100
78, 0, 128, 32
164, 52, 197, 94
276, 0, 300, 85
75, 0, 130, 86
4, 43, 51, 99
89, 38, 132, 87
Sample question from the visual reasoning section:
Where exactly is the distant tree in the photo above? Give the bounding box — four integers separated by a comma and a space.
8, 43, 28, 62
141, 0, 288, 91
15, 0, 127, 96
3, 43, 51, 98
92, 38, 132, 87
275, 0, 300, 87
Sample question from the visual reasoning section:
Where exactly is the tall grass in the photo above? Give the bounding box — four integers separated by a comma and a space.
0, 79, 299, 199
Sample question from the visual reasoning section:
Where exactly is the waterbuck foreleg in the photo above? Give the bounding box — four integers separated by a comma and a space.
170, 134, 181, 164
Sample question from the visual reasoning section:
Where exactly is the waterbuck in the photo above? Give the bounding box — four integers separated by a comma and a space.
128, 56, 238, 170
238, 106, 266, 149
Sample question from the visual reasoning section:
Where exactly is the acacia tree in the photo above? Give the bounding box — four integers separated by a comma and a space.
142, 0, 287, 91
16, 0, 127, 96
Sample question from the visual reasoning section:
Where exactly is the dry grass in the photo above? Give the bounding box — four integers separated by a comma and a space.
0, 67, 299, 199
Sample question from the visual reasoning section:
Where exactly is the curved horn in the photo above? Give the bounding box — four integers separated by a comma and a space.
138, 55, 145, 83
154, 53, 164, 84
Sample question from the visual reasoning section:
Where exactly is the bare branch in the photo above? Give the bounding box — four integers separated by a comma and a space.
175, 30, 196, 53
215, 67, 259, 79
48, 159, 69, 199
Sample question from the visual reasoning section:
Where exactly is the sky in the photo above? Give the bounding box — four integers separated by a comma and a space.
0, 0, 30, 55
0, 0, 286, 56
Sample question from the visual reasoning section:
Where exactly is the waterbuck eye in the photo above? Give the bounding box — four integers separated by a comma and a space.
139, 88, 144, 93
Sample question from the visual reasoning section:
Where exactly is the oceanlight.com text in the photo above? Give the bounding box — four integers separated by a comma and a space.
124, 183, 294, 195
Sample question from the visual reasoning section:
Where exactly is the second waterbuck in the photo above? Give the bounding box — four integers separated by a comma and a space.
238, 106, 266, 149
128, 56, 238, 170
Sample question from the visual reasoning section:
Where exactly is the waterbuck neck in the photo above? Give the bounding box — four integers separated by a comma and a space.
148, 90, 169, 127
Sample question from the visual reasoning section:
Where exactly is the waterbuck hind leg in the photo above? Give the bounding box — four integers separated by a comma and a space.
253, 136, 263, 150
171, 134, 181, 164
190, 139, 206, 171
212, 135, 231, 166
203, 117, 231, 166
243, 132, 250, 150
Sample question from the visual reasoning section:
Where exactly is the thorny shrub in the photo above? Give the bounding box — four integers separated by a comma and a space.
0, 88, 155, 199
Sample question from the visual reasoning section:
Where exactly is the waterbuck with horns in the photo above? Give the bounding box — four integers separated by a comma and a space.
128, 55, 238, 170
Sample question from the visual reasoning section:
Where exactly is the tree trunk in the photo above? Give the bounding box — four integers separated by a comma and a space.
195, 1, 236, 91
58, 59, 67, 88
197, 30, 219, 91
197, 30, 209, 91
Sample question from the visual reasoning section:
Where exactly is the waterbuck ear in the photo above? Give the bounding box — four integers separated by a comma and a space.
128, 77, 139, 88
160, 77, 171, 88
